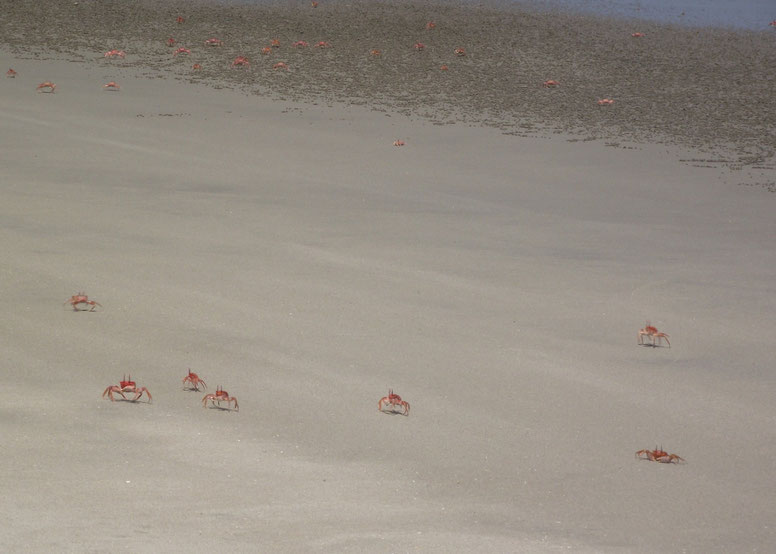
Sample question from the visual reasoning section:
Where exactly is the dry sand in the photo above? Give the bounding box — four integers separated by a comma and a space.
1, 1, 775, 552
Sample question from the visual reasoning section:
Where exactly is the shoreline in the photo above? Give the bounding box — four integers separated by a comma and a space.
513, 0, 776, 31
3, 0, 775, 177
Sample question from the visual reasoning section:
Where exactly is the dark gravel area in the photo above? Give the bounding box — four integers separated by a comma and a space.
3, 0, 775, 168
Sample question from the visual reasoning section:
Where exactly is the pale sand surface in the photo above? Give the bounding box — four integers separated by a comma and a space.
2, 20, 776, 554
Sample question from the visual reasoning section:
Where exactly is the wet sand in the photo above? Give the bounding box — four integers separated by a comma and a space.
4, 0, 776, 172
1, 0, 775, 552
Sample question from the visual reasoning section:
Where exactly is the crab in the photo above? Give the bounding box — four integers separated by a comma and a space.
632, 32, 645, 37
293, 40, 309, 48
426, 21, 436, 30
597, 98, 615, 105
7, 68, 17, 78
231, 56, 250, 68
379, 389, 410, 416
203, 386, 239, 411
204, 38, 223, 47
103, 375, 152, 403
173, 47, 191, 56
543, 80, 560, 87
103, 81, 120, 91
182, 369, 207, 391
393, 140, 405, 147
315, 41, 331, 48
270, 39, 281, 48
273, 62, 288, 70
370, 49, 382, 57
166, 37, 176, 47
413, 42, 425, 50
104, 50, 126, 59
636, 446, 685, 464
454, 47, 466, 56
64, 292, 101, 311
37, 82, 56, 93
638, 322, 670, 348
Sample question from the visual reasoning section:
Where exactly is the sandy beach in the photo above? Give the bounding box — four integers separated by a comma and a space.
1, 0, 775, 552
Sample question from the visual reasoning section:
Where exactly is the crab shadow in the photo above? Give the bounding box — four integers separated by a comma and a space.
205, 405, 237, 412
379, 409, 409, 417
638, 343, 669, 349
110, 399, 151, 404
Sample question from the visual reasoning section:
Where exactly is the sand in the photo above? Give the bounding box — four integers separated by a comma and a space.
1, 1, 775, 552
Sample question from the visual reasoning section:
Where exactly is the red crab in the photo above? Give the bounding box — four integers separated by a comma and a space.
103, 375, 152, 403
173, 47, 190, 56
379, 389, 410, 415
231, 56, 250, 68
182, 369, 207, 391
638, 322, 670, 348
204, 38, 223, 47
64, 292, 101, 311
203, 386, 239, 411
543, 80, 560, 87
37, 82, 56, 93
636, 446, 685, 464
104, 50, 126, 59
103, 81, 120, 91
7, 68, 17, 77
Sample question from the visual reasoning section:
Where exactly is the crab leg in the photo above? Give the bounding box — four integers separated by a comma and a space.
103, 386, 127, 402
